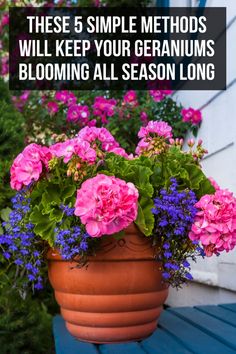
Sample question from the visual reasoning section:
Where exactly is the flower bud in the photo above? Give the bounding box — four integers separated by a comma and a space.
187, 138, 195, 147
74, 171, 79, 181
198, 139, 203, 146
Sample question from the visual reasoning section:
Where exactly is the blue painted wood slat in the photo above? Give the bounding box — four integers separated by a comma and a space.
99, 342, 146, 354
196, 305, 236, 327
140, 327, 193, 354
53, 316, 99, 354
169, 307, 236, 351
53, 304, 236, 354
220, 303, 236, 313
159, 310, 236, 354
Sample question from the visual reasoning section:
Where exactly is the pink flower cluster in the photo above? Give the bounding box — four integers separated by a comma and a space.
1, 56, 8, 76
93, 96, 117, 124
55, 90, 76, 106
123, 90, 138, 106
12, 91, 30, 112
67, 104, 90, 123
189, 186, 236, 257
74, 174, 139, 237
78, 126, 129, 158
10, 144, 52, 191
0, 13, 9, 33
140, 111, 148, 124
47, 101, 59, 116
149, 90, 173, 102
136, 121, 173, 156
181, 108, 202, 125
49, 138, 97, 164
50, 90, 98, 126
10, 127, 132, 191
138, 120, 173, 139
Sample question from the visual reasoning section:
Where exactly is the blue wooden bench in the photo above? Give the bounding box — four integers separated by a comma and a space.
53, 303, 236, 354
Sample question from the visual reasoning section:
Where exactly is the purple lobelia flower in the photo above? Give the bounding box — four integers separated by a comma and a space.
0, 189, 44, 292
152, 178, 203, 288
55, 226, 89, 260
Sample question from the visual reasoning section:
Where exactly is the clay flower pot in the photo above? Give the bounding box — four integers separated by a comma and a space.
47, 223, 168, 343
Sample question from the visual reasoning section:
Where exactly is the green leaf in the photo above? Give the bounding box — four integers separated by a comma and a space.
164, 147, 215, 198
49, 209, 63, 223
0, 207, 11, 222
62, 185, 76, 203
29, 205, 55, 246
105, 154, 154, 198
135, 197, 154, 236
41, 184, 61, 210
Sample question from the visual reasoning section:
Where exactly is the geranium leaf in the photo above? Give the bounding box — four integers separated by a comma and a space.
135, 197, 154, 236
0, 207, 11, 222
29, 204, 56, 246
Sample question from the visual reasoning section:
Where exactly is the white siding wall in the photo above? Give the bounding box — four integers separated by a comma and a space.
166, 0, 236, 306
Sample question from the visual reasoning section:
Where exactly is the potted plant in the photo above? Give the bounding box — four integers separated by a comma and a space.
1, 121, 236, 343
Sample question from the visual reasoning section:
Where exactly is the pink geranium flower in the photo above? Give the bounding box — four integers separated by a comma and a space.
66, 92, 77, 106
20, 91, 30, 102
74, 174, 139, 237
12, 91, 30, 111
123, 90, 138, 106
93, 96, 117, 123
1, 56, 8, 76
189, 187, 236, 256
107, 146, 131, 159
149, 90, 172, 102
50, 138, 96, 164
78, 127, 132, 158
181, 108, 202, 125
10, 154, 42, 191
1, 13, 9, 27
10, 144, 51, 190
209, 177, 220, 191
55, 91, 76, 106
140, 111, 148, 124
136, 121, 173, 156
78, 126, 119, 151
67, 104, 90, 123
47, 101, 59, 115
138, 121, 173, 139
0, 13, 9, 33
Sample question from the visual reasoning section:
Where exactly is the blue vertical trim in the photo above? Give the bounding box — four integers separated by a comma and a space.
156, 0, 169, 7
156, 0, 206, 8
199, 0, 207, 7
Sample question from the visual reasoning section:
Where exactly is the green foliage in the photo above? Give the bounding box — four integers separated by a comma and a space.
29, 178, 76, 246
0, 270, 56, 354
0, 80, 25, 209
150, 146, 215, 198
0, 79, 56, 354
152, 97, 187, 138
136, 197, 154, 236
0, 79, 11, 104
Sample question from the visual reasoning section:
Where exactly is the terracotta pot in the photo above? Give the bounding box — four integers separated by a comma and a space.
47, 223, 168, 343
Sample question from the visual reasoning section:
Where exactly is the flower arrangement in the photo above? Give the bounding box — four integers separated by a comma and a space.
12, 88, 202, 154
1, 121, 236, 293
